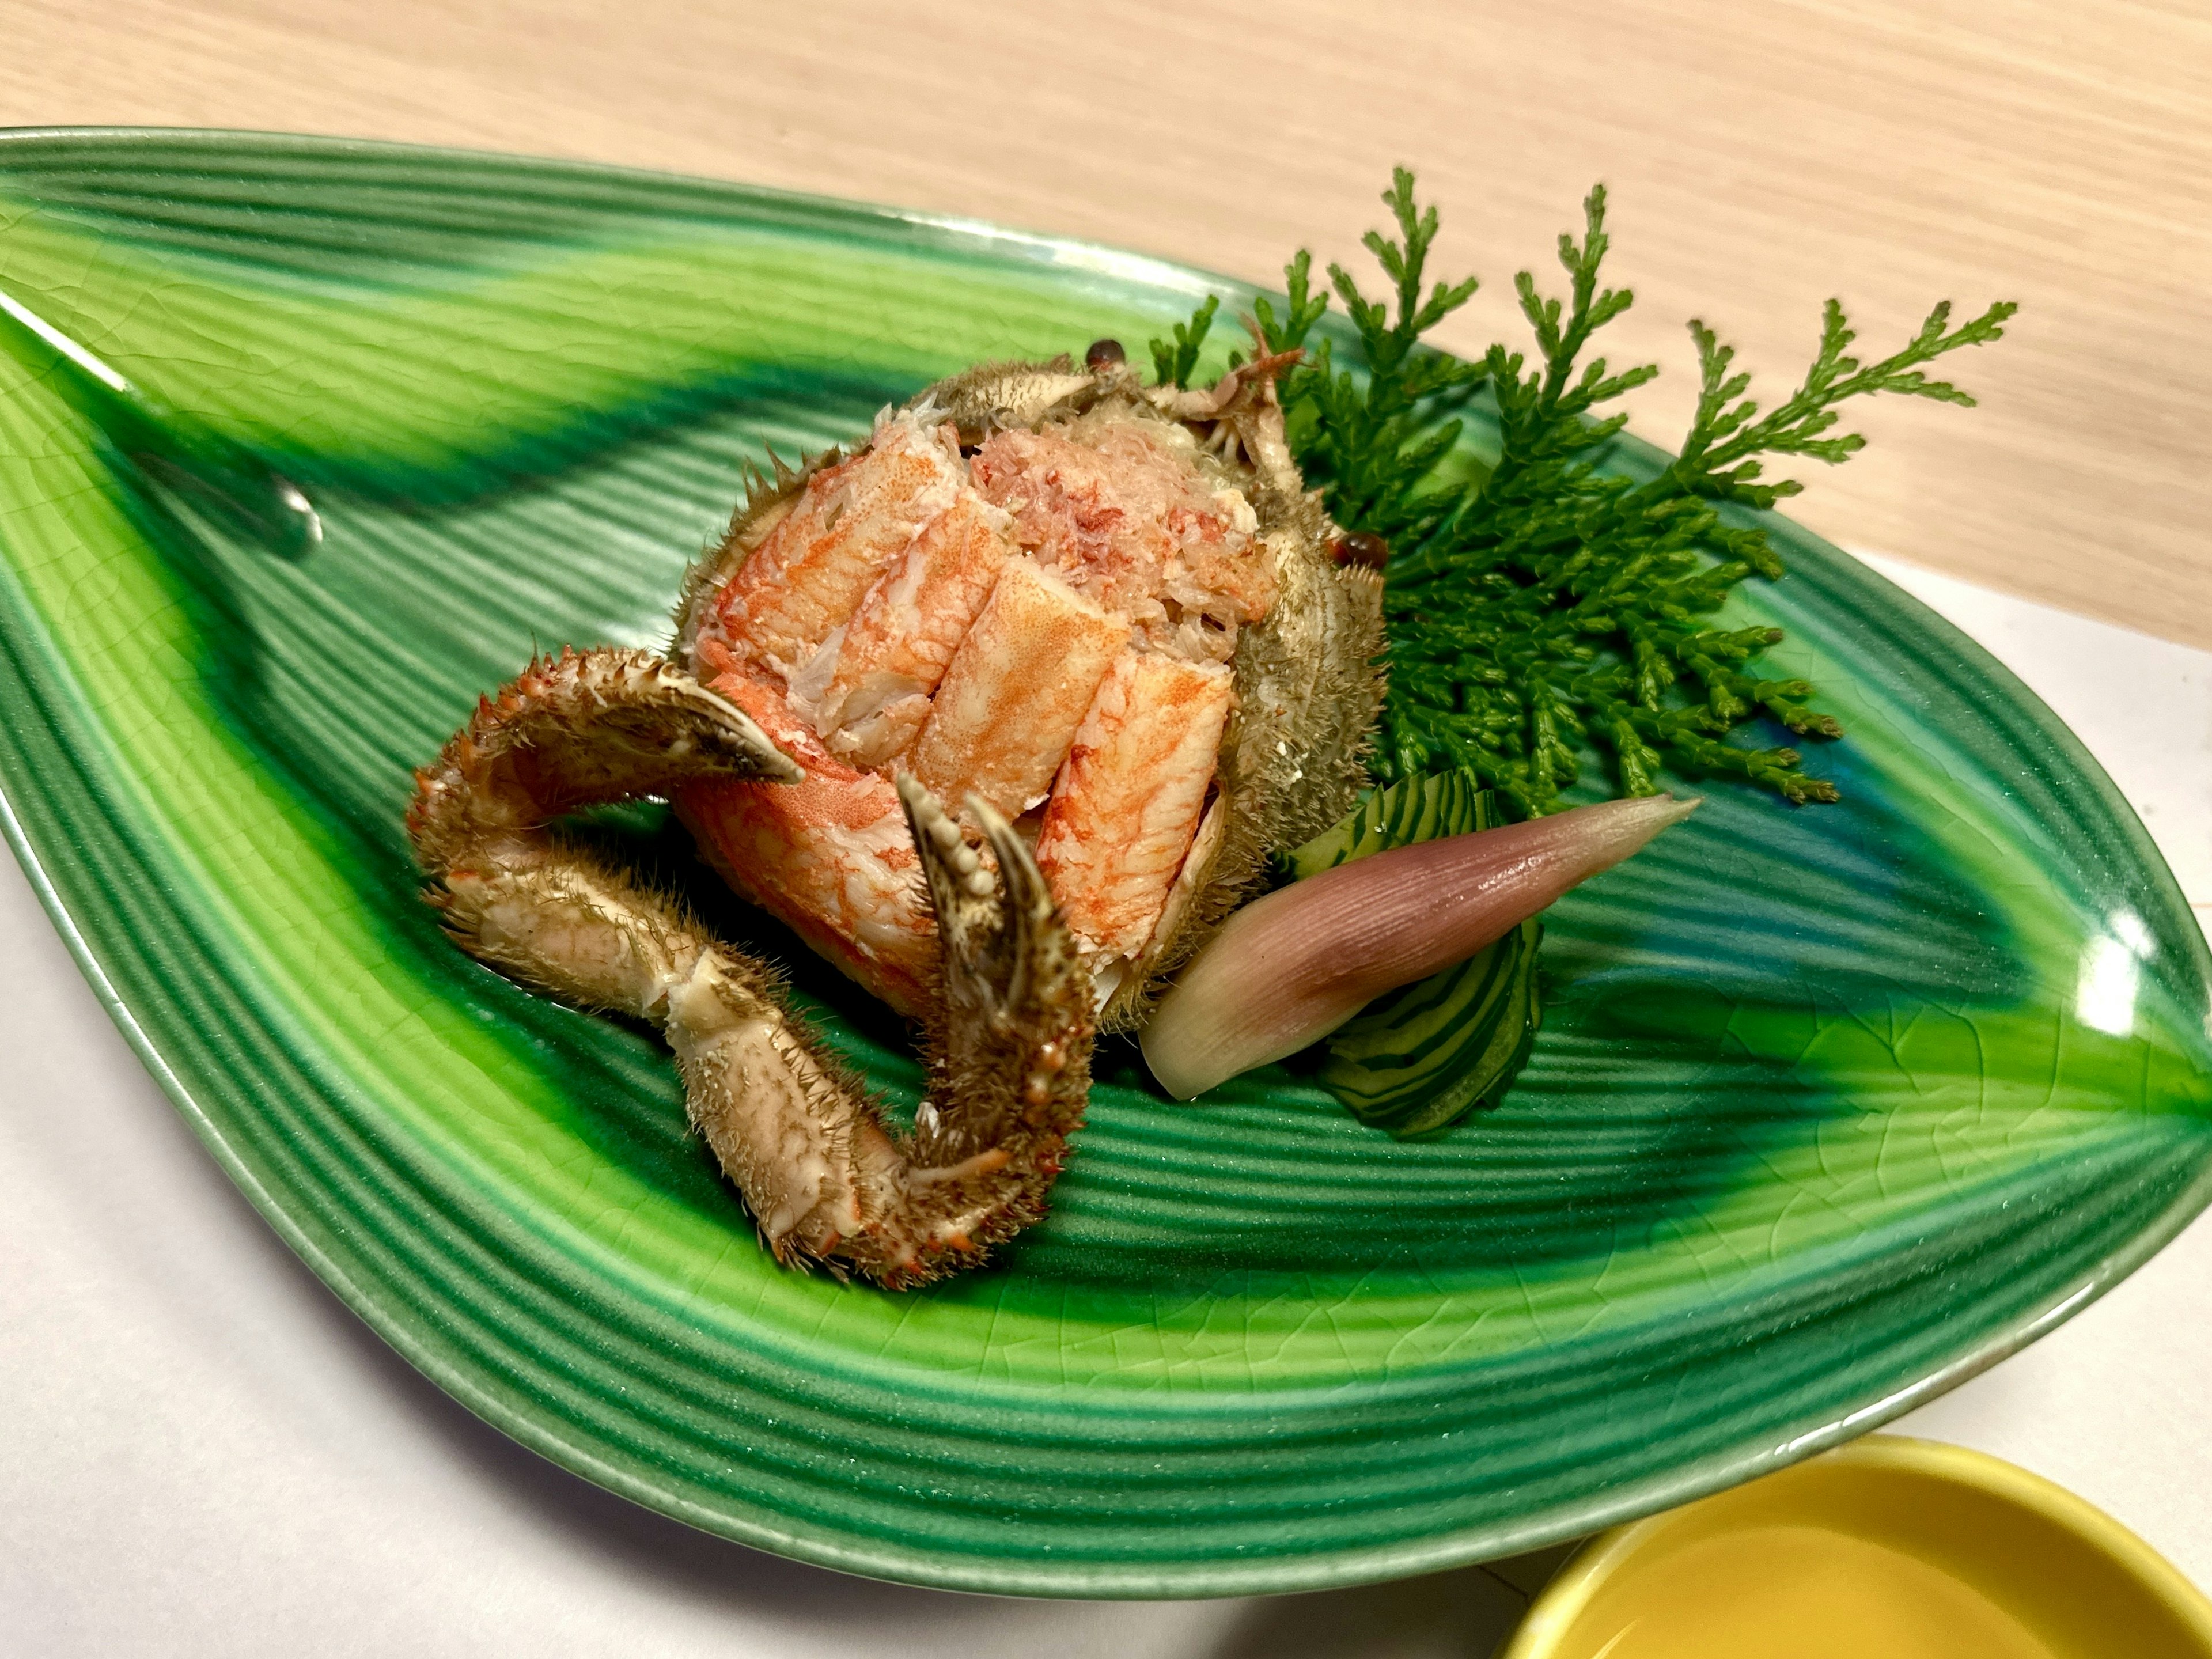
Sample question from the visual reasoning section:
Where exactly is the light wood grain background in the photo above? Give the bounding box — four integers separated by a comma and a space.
4, 0, 2208, 649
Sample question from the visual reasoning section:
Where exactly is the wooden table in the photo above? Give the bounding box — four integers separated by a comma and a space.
3, 0, 2207, 649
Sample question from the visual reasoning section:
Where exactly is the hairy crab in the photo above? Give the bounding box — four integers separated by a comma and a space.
408, 344, 1388, 1287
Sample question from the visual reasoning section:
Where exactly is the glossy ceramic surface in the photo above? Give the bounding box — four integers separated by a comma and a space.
1502, 1435, 2212, 1658
0, 129, 2206, 1597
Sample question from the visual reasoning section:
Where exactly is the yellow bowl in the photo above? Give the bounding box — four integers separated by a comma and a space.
1501, 1435, 2212, 1659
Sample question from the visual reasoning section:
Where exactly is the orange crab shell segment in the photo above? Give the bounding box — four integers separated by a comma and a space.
677, 667, 936, 1017
703, 415, 967, 683
809, 489, 1013, 768
903, 555, 1131, 821
1035, 652, 1234, 962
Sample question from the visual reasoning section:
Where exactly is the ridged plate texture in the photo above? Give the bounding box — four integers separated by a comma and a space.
0, 129, 2206, 1597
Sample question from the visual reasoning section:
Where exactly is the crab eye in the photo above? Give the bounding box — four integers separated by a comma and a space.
1331, 532, 1389, 570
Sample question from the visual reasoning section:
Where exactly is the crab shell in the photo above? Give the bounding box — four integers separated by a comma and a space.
669, 354, 1387, 1031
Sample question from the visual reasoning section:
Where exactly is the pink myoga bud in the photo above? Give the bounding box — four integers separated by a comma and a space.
1140, 793, 1700, 1100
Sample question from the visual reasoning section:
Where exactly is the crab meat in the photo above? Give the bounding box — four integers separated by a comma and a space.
972, 406, 1275, 663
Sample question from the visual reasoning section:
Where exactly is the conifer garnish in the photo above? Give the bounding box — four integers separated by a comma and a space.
1149, 293, 1220, 388
1171, 169, 2016, 814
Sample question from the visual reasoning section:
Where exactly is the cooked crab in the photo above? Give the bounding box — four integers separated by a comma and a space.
408, 343, 1387, 1286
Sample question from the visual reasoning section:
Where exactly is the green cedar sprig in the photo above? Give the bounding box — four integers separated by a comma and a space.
1255, 171, 1488, 555
1147, 293, 1219, 388
1160, 173, 2014, 814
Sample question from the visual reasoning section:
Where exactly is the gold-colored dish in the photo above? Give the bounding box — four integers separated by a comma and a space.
1504, 1436, 2212, 1659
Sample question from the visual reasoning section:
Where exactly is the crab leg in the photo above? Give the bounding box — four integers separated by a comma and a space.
408, 646, 1095, 1287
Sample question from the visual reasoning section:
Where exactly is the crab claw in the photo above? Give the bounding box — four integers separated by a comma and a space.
407, 647, 802, 1002
407, 649, 1096, 1289
895, 777, 1094, 1177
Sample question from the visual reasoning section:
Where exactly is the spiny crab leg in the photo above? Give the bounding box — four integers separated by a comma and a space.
407, 645, 1094, 1288
895, 776, 1094, 1207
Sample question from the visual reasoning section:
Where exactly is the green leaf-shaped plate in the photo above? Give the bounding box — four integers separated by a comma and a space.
1, 128, 2206, 1597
